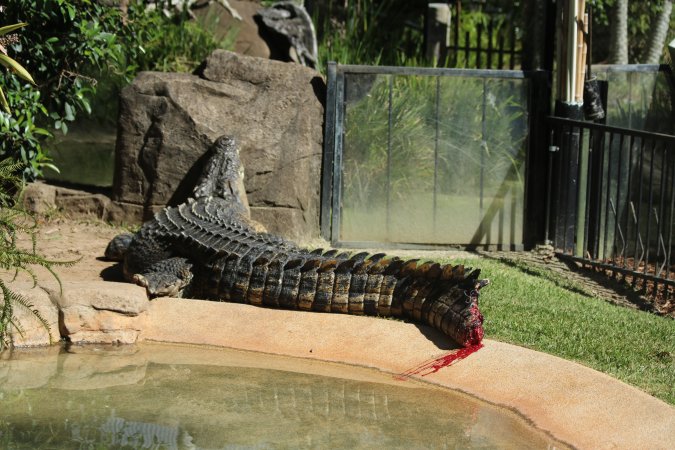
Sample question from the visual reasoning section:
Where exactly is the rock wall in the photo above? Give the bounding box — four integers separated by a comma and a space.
111, 50, 325, 241
4, 281, 148, 347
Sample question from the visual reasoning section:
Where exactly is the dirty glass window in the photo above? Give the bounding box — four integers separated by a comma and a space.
338, 72, 530, 248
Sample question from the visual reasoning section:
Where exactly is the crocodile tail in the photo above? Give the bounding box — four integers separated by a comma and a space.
214, 247, 486, 347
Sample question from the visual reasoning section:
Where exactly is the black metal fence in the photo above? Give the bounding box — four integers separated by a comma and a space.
437, 1, 521, 70
547, 116, 675, 296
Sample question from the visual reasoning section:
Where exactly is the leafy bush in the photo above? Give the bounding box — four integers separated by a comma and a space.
1, 0, 125, 133
0, 0, 238, 177
0, 75, 53, 179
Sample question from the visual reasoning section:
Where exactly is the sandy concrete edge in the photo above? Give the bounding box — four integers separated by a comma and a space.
141, 297, 675, 450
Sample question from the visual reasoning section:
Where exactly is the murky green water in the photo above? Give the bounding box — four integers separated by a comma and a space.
43, 128, 115, 187
0, 343, 567, 449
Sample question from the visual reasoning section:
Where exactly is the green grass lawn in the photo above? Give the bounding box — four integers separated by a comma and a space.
439, 256, 675, 405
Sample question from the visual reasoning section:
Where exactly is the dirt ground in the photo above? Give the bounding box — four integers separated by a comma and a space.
12, 217, 125, 284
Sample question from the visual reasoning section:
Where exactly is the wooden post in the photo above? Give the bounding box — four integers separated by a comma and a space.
425, 3, 451, 63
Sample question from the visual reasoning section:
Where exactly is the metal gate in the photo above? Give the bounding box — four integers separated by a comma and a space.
321, 62, 546, 249
546, 64, 675, 296
547, 117, 675, 296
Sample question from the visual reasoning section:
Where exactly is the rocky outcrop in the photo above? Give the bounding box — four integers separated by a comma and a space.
22, 182, 139, 222
4, 281, 149, 347
112, 50, 325, 241
56, 282, 149, 345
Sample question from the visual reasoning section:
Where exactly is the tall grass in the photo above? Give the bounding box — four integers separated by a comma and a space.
314, 0, 424, 71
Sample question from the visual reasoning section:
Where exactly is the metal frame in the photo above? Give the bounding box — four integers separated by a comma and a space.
322, 62, 543, 250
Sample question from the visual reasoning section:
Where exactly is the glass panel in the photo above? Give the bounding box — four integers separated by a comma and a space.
593, 66, 673, 134
340, 73, 391, 242
434, 76, 485, 244
339, 71, 529, 248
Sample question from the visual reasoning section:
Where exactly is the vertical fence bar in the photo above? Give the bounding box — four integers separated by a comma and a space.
602, 132, 621, 260
498, 33, 505, 69
453, 0, 461, 67
320, 62, 337, 240
622, 135, 635, 272
644, 139, 657, 280
591, 130, 609, 259
667, 156, 675, 298
654, 144, 667, 295
603, 132, 615, 264
587, 127, 604, 260
487, 19, 494, 68
632, 137, 646, 285
584, 128, 594, 258
566, 123, 581, 254
433, 76, 441, 234
464, 31, 470, 66
330, 68, 345, 244
386, 75, 394, 240
509, 27, 517, 69
544, 129, 556, 244
576, 127, 589, 257
612, 133, 625, 271
558, 123, 571, 251
477, 24, 483, 68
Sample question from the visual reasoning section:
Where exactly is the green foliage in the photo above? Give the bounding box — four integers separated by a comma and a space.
315, 0, 424, 70
85, 1, 238, 126
124, 2, 238, 74
1, 0, 125, 132
0, 0, 123, 178
591, 0, 675, 63
0, 75, 54, 179
0, 22, 36, 112
0, 159, 73, 350
0, 0, 238, 176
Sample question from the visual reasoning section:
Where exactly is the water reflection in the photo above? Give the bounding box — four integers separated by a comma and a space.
0, 343, 567, 449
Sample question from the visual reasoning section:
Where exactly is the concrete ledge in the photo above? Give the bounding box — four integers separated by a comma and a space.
142, 297, 675, 450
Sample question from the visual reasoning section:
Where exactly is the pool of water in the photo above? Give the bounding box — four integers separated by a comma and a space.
43, 128, 116, 187
0, 343, 567, 449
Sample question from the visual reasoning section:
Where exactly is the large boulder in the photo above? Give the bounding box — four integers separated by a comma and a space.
112, 50, 325, 241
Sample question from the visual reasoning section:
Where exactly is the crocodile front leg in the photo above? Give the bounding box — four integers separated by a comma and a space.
133, 257, 194, 298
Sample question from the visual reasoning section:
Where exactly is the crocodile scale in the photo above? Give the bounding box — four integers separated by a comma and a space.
107, 136, 487, 347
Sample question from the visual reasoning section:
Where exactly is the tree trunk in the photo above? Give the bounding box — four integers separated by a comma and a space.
644, 0, 673, 64
608, 0, 628, 64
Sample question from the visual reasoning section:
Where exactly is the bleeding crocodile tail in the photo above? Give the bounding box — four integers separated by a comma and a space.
208, 248, 486, 347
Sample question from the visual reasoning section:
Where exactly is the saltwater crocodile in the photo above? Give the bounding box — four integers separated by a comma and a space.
106, 136, 487, 347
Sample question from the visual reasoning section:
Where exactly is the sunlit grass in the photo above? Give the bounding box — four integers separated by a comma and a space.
439, 256, 675, 405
